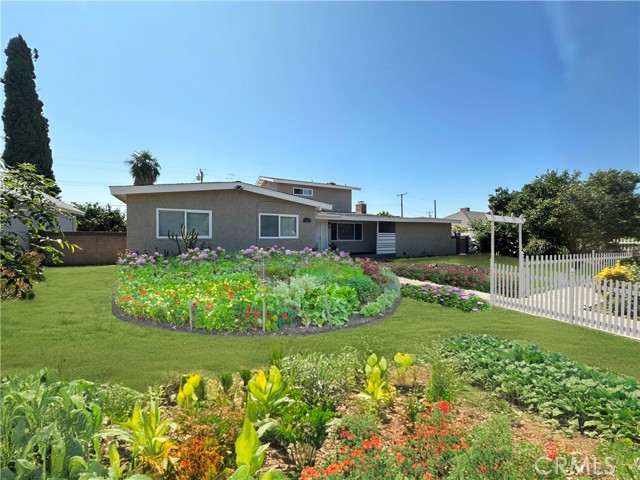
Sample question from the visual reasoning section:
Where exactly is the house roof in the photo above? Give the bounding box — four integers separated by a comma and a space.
256, 176, 361, 191
0, 176, 84, 216
109, 181, 334, 210
50, 197, 84, 216
317, 211, 460, 224
443, 209, 487, 224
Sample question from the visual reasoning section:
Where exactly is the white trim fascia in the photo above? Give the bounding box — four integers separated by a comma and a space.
317, 212, 461, 224
156, 208, 213, 239
109, 182, 333, 210
258, 213, 299, 240
256, 176, 361, 191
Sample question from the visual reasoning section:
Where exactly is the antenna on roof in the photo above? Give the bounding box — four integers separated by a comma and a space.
196, 169, 205, 183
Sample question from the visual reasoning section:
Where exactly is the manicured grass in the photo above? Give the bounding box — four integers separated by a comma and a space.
2, 265, 638, 391
391, 253, 519, 269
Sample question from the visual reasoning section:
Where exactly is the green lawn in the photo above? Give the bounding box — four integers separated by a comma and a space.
2, 265, 638, 391
391, 253, 519, 269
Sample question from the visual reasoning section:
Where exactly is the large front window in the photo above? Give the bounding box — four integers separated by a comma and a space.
330, 222, 363, 241
157, 209, 212, 238
259, 214, 298, 239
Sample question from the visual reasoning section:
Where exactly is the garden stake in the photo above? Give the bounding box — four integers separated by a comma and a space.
189, 300, 195, 331
324, 296, 331, 325
383, 288, 387, 315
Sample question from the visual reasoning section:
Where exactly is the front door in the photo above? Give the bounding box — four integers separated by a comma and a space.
315, 220, 329, 251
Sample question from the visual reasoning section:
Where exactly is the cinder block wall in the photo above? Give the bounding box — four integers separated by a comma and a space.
42, 232, 127, 266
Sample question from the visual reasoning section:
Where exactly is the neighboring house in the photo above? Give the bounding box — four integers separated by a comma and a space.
444, 207, 488, 229
2, 192, 84, 250
444, 207, 488, 253
109, 177, 460, 257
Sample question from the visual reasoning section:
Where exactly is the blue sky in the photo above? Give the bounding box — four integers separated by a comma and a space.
2, 1, 638, 217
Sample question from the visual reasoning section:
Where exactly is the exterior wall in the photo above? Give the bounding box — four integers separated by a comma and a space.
43, 231, 127, 265
331, 221, 377, 254
395, 222, 456, 257
6, 212, 77, 250
57, 213, 77, 232
261, 180, 353, 212
126, 190, 317, 254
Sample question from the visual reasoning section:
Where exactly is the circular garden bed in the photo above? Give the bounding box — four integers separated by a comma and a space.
113, 246, 401, 335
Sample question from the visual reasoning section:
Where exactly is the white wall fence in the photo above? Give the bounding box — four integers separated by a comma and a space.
492, 252, 639, 340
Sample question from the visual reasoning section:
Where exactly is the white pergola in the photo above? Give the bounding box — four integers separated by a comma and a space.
486, 214, 526, 302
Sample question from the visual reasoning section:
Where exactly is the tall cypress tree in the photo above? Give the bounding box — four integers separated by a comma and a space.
2, 35, 59, 194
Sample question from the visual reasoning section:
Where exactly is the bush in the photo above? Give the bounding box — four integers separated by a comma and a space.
523, 238, 561, 256
279, 349, 361, 410
387, 263, 489, 292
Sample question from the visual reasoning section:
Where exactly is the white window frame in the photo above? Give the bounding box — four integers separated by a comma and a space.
293, 187, 313, 197
156, 208, 212, 239
258, 213, 299, 239
330, 222, 363, 242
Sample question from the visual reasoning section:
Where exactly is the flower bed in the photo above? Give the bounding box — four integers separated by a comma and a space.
5, 343, 630, 480
115, 247, 399, 333
387, 263, 490, 292
401, 283, 490, 312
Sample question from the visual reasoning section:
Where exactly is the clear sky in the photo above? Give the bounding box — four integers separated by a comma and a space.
2, 1, 639, 217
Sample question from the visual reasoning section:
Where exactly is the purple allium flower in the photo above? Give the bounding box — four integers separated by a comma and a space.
460, 295, 469, 300
472, 308, 478, 312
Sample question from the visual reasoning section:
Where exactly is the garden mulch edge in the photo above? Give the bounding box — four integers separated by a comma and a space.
111, 296, 400, 337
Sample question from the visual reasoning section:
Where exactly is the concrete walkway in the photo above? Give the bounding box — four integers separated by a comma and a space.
398, 277, 491, 302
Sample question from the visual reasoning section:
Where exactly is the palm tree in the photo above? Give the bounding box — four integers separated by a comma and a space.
124, 150, 161, 185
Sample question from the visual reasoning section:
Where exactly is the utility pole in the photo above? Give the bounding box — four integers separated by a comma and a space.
397, 192, 408, 217
196, 169, 205, 183
426, 211, 432, 218
434, 200, 437, 218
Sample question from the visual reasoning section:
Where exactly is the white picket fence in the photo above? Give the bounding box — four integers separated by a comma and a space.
491, 252, 639, 340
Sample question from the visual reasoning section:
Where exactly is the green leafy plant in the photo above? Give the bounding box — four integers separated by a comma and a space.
229, 417, 283, 480
100, 383, 145, 423
0, 372, 103, 479
219, 373, 234, 393
274, 401, 336, 470
177, 373, 204, 409
246, 366, 291, 423
107, 398, 176, 476
358, 354, 395, 415
442, 335, 640, 441
279, 349, 360, 410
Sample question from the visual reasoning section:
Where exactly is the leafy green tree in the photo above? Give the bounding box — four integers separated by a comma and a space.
73, 203, 126, 232
376, 211, 392, 216
1, 161, 76, 298
125, 150, 161, 185
1, 35, 59, 195
580, 170, 640, 251
475, 169, 640, 255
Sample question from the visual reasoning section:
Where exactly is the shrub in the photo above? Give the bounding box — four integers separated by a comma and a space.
401, 283, 490, 312
100, 383, 145, 422
523, 238, 561, 256
595, 261, 631, 283
280, 349, 360, 410
388, 263, 489, 292
175, 427, 227, 480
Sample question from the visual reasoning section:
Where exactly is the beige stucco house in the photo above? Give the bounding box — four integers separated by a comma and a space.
109, 176, 460, 257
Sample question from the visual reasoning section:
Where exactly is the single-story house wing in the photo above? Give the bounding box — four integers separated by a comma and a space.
110, 177, 460, 257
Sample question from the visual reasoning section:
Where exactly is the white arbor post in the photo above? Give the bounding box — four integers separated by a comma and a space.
486, 214, 526, 303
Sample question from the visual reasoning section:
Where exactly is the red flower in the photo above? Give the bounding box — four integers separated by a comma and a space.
545, 442, 558, 460
436, 400, 451, 414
